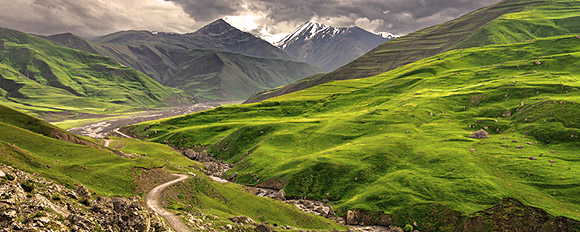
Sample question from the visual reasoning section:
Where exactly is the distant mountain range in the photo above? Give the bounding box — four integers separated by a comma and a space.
274, 21, 394, 72
44, 19, 320, 101
0, 28, 189, 119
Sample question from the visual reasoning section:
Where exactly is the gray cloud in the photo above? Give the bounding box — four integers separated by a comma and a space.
0, 0, 502, 40
0, 0, 199, 37
167, 0, 241, 21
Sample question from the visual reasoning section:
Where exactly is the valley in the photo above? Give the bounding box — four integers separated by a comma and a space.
1, 0, 580, 231
66, 103, 219, 138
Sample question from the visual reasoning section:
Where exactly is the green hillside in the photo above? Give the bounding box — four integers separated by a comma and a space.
0, 28, 188, 119
127, 34, 580, 229
246, 0, 580, 103
0, 103, 341, 230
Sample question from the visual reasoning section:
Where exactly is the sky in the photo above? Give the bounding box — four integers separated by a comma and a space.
0, 0, 501, 43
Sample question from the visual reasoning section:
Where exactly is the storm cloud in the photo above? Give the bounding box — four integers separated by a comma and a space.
0, 0, 502, 41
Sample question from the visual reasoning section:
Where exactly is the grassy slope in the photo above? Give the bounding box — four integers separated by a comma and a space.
0, 28, 182, 118
246, 0, 580, 103
0, 104, 200, 196
0, 104, 340, 230
165, 176, 344, 231
128, 35, 580, 224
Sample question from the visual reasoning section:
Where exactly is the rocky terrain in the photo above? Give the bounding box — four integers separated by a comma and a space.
0, 164, 168, 231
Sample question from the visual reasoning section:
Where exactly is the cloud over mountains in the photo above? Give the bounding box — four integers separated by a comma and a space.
0, 0, 501, 40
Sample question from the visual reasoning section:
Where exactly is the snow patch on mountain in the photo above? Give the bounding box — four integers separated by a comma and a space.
376, 32, 400, 40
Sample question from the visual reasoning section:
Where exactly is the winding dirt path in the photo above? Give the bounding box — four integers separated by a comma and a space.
145, 173, 192, 232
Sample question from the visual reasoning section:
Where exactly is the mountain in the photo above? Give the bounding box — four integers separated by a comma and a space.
245, 0, 580, 103
274, 20, 392, 72
0, 28, 188, 119
94, 19, 293, 61
127, 33, 580, 230
161, 50, 321, 100
45, 19, 320, 101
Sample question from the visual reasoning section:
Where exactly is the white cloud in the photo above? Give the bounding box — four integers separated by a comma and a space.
354, 17, 385, 32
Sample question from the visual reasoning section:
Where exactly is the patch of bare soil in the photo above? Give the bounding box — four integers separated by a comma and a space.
134, 167, 177, 194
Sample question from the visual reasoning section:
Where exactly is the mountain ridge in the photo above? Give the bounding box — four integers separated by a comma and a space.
44, 19, 321, 101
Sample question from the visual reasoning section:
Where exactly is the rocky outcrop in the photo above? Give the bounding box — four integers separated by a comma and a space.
460, 198, 580, 232
255, 222, 276, 232
343, 209, 393, 226
468, 129, 489, 139
183, 149, 212, 163
0, 164, 167, 232
182, 148, 233, 181
256, 179, 284, 190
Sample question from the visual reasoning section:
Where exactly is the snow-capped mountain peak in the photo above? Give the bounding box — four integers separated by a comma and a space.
274, 20, 341, 49
274, 20, 396, 72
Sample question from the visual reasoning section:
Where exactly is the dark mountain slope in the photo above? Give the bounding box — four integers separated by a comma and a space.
45, 20, 320, 101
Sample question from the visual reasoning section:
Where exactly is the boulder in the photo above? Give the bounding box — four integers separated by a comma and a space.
75, 185, 91, 200
468, 129, 489, 139
231, 216, 256, 225
255, 222, 276, 232
112, 198, 131, 212
346, 210, 359, 225
273, 190, 286, 200
256, 179, 284, 190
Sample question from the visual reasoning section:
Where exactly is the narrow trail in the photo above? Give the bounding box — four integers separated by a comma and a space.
145, 174, 192, 232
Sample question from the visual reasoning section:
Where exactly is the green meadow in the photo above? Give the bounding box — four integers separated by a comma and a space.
128, 35, 580, 225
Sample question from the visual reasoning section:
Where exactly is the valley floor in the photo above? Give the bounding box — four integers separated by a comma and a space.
65, 103, 224, 138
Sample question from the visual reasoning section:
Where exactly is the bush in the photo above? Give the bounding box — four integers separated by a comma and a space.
20, 180, 35, 193
4, 174, 15, 181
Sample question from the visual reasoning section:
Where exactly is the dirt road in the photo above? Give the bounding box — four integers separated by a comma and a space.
145, 173, 192, 232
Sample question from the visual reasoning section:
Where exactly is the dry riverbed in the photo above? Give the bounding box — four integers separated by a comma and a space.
67, 103, 221, 138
